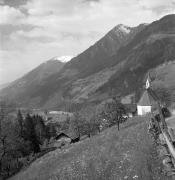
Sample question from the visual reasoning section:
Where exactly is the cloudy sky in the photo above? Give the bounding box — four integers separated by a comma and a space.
1, 0, 175, 84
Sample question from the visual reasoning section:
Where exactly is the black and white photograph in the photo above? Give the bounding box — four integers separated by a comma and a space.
1, 0, 175, 179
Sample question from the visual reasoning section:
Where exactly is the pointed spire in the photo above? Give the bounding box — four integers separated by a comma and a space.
146, 73, 151, 89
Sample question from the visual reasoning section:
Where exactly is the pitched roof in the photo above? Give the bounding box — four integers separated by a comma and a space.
67, 131, 80, 140
56, 130, 79, 140
137, 88, 159, 106
147, 88, 159, 101
55, 132, 70, 140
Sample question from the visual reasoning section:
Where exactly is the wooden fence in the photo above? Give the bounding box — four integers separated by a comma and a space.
153, 103, 175, 177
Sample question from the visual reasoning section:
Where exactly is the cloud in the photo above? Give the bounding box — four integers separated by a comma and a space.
85, 0, 100, 2
0, 0, 29, 7
0, 5, 25, 25
139, 0, 175, 15
1, 0, 175, 84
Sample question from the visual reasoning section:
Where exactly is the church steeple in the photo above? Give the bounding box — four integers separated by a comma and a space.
146, 74, 151, 89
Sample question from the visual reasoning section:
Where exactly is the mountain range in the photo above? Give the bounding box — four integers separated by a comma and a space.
1, 14, 175, 109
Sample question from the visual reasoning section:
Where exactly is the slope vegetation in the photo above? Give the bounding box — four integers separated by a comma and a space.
96, 14, 175, 99
10, 116, 170, 180
152, 61, 175, 104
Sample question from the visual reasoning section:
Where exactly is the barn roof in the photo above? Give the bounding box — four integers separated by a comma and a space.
67, 131, 80, 140
55, 132, 70, 140
137, 88, 159, 106
56, 131, 79, 140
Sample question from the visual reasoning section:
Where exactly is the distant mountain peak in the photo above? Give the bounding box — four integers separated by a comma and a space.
112, 24, 132, 34
51, 56, 73, 62
49, 57, 62, 62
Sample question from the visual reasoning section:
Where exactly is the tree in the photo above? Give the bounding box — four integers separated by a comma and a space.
0, 101, 8, 176
23, 114, 40, 153
89, 114, 101, 135
72, 111, 93, 137
0, 101, 25, 178
33, 115, 47, 144
79, 105, 101, 136
101, 97, 126, 130
61, 116, 70, 131
46, 123, 57, 138
69, 113, 81, 139
17, 110, 24, 137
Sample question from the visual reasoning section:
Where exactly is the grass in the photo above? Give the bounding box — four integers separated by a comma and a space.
10, 116, 170, 180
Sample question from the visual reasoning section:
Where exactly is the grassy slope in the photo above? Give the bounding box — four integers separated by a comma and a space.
10, 116, 171, 180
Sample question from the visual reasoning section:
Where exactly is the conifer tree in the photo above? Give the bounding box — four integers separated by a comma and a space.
33, 115, 46, 144
17, 110, 24, 137
24, 114, 40, 153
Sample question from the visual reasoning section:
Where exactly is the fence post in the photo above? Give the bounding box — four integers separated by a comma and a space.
157, 102, 167, 130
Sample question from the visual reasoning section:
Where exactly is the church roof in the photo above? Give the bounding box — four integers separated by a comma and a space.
137, 88, 159, 106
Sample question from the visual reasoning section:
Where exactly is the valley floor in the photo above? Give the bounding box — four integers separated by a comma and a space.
10, 116, 171, 180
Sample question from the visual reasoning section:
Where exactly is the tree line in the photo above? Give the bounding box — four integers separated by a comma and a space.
0, 101, 51, 179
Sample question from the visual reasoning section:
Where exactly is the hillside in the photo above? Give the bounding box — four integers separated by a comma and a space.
0, 59, 65, 107
0, 23, 146, 108
0, 82, 9, 90
1, 14, 175, 109
152, 61, 175, 106
58, 14, 175, 106
64, 23, 146, 78
9, 116, 170, 180
95, 14, 175, 100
